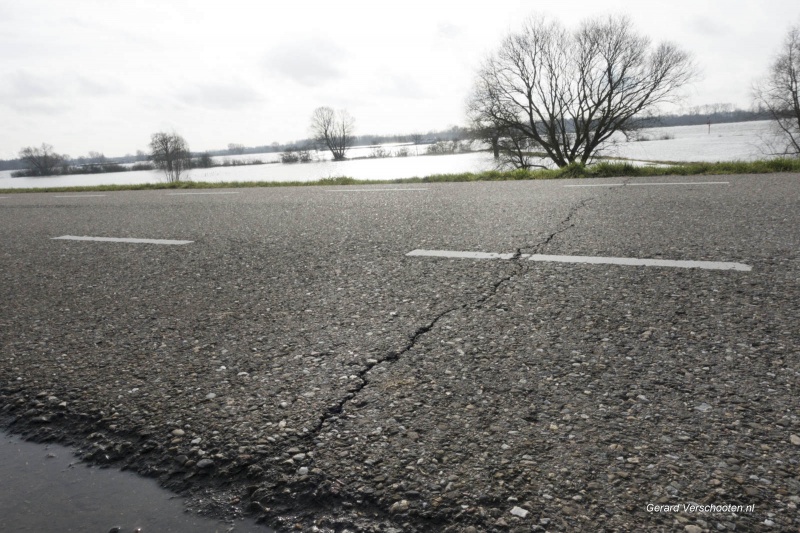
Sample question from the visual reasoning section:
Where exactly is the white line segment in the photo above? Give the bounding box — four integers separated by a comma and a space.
526, 254, 750, 271
165, 192, 241, 195
54, 194, 107, 198
406, 249, 751, 271
325, 188, 428, 192
406, 250, 516, 260
628, 182, 729, 186
52, 235, 193, 245
564, 182, 729, 188
563, 184, 625, 188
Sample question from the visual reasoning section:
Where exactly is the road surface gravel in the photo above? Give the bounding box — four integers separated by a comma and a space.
1, 175, 798, 531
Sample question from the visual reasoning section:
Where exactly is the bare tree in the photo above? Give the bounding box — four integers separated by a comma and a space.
227, 143, 246, 155
87, 151, 106, 164
468, 15, 695, 168
310, 107, 355, 161
196, 152, 215, 168
18, 143, 66, 176
410, 133, 424, 155
753, 24, 800, 157
149, 132, 191, 182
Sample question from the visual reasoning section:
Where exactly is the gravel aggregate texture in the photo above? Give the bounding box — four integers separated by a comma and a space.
1, 175, 798, 532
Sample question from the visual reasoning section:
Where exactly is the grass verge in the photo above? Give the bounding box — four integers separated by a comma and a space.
1, 159, 799, 194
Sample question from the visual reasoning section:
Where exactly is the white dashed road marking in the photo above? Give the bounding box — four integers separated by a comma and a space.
165, 192, 241, 195
563, 184, 626, 187
525, 253, 750, 271
52, 236, 193, 245
54, 195, 107, 198
325, 188, 428, 192
406, 250, 516, 260
564, 182, 729, 188
407, 249, 751, 271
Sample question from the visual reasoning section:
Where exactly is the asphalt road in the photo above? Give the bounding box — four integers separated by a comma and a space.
1, 174, 798, 532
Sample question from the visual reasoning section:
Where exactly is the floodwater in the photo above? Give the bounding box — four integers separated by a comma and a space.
0, 432, 269, 533
0, 151, 494, 190
599, 120, 778, 162
0, 121, 783, 190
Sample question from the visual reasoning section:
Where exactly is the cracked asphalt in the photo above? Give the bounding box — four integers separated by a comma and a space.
1, 174, 799, 532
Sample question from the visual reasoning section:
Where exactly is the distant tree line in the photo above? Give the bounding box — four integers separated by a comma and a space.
10, 143, 152, 177
651, 104, 769, 127
1, 106, 775, 177
1, 124, 482, 174
6, 94, 790, 177
199, 125, 471, 158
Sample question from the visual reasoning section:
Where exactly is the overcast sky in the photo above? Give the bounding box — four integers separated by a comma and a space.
1, 0, 798, 159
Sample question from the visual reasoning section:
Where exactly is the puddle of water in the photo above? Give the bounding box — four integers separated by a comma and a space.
0, 432, 269, 533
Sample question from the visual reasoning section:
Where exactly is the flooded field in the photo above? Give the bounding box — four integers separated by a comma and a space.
0, 151, 494, 190
600, 120, 777, 162
0, 121, 783, 190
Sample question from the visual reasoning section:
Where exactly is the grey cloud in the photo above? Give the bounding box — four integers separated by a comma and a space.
7, 101, 68, 115
262, 38, 346, 87
62, 15, 158, 48
178, 82, 264, 110
3, 70, 57, 99
381, 74, 431, 99
75, 75, 124, 97
1, 70, 124, 114
687, 16, 731, 37
437, 22, 462, 40
62, 16, 94, 30
0, 71, 68, 114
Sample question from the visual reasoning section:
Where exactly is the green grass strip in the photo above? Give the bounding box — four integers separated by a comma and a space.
1, 159, 799, 194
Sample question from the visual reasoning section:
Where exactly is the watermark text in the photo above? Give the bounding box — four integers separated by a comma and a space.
647, 503, 755, 514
